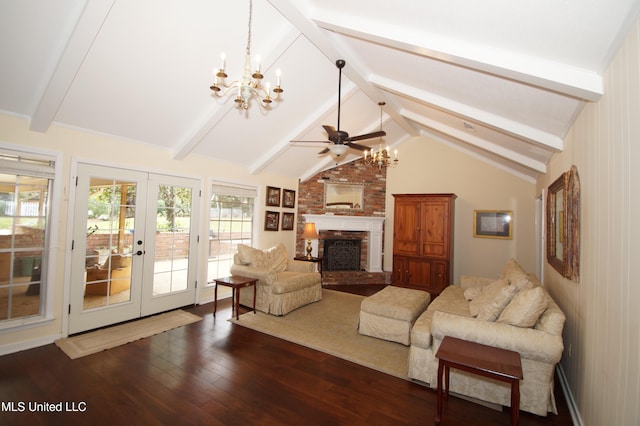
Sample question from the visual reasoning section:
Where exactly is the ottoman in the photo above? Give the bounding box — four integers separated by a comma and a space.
358, 286, 431, 345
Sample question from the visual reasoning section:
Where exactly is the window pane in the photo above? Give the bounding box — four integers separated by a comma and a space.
207, 191, 254, 283
0, 160, 52, 323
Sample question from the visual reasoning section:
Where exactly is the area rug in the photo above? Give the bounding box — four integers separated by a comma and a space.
55, 309, 202, 359
230, 289, 410, 380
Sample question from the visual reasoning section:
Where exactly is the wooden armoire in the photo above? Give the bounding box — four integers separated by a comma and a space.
392, 194, 456, 295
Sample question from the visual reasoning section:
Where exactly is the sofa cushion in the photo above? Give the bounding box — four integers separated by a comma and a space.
476, 284, 518, 321
535, 293, 566, 336
460, 275, 495, 290
497, 286, 549, 328
411, 285, 469, 349
468, 279, 507, 317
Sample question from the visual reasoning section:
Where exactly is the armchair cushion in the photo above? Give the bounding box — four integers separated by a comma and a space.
237, 243, 288, 273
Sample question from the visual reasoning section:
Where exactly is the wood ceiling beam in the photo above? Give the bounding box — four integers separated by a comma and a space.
314, 19, 603, 102
30, 0, 115, 132
371, 74, 564, 153
267, 0, 420, 138
402, 109, 548, 174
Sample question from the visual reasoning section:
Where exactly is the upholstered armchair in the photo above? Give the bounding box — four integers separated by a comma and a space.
230, 243, 322, 315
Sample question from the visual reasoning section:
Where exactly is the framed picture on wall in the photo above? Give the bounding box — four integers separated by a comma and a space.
266, 186, 281, 207
282, 212, 295, 230
473, 210, 513, 239
265, 211, 280, 231
282, 189, 296, 208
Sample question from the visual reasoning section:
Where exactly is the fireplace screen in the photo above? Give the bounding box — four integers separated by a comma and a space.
322, 239, 361, 271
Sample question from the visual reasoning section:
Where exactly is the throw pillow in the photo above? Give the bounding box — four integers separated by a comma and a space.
497, 286, 549, 328
237, 244, 258, 265
476, 284, 518, 321
463, 286, 483, 301
500, 258, 527, 285
511, 274, 537, 291
468, 279, 507, 317
265, 243, 288, 273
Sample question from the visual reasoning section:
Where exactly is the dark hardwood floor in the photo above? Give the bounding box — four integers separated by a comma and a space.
0, 285, 574, 425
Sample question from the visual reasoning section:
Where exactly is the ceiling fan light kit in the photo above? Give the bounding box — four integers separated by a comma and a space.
328, 145, 348, 156
209, 0, 283, 110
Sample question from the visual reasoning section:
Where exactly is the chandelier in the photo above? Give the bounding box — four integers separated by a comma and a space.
209, 0, 283, 110
363, 102, 399, 169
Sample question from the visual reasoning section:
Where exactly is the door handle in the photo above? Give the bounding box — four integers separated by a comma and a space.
136, 250, 145, 256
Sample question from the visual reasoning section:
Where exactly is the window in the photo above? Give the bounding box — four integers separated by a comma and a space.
0, 148, 55, 325
207, 183, 256, 284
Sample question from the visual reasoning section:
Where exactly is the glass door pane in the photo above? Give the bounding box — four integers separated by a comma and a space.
152, 184, 191, 296
83, 179, 137, 309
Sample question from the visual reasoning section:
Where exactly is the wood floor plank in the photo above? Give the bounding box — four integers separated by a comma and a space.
0, 287, 574, 425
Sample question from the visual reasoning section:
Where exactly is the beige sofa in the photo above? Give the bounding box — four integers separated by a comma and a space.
230, 243, 322, 316
408, 259, 565, 416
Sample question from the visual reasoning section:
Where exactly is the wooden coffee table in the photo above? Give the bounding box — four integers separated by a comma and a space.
212, 275, 257, 320
435, 336, 523, 426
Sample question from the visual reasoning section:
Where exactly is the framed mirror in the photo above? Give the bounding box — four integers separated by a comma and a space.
547, 166, 580, 280
324, 182, 364, 210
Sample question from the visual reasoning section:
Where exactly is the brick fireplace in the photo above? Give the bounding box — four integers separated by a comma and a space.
296, 159, 390, 285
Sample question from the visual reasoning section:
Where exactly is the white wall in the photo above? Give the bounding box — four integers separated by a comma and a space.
536, 18, 640, 426
0, 115, 299, 353
385, 136, 537, 283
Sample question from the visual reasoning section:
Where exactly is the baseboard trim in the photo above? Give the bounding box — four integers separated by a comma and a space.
0, 333, 61, 356
557, 364, 583, 426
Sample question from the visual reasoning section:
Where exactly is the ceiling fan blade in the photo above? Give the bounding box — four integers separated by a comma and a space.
346, 142, 371, 151
317, 147, 330, 155
290, 140, 331, 144
346, 130, 386, 142
323, 125, 339, 139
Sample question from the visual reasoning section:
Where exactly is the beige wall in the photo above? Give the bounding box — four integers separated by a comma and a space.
0, 114, 299, 352
535, 18, 640, 426
385, 135, 537, 283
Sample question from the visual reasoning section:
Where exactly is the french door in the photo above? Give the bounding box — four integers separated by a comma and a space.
68, 164, 200, 334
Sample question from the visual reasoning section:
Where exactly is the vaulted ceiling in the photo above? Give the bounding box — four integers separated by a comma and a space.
1, 0, 638, 182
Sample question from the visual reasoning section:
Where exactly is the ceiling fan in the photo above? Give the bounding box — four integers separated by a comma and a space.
292, 59, 386, 156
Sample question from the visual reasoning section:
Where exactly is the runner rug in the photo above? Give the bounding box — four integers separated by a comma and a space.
230, 289, 409, 380
55, 309, 202, 359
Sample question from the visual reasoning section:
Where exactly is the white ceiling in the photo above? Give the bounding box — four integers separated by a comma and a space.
1, 0, 639, 182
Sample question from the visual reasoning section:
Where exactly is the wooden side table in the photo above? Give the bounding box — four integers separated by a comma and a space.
435, 336, 523, 426
212, 275, 257, 320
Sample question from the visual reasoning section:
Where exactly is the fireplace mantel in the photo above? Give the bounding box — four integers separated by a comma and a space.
302, 214, 385, 272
